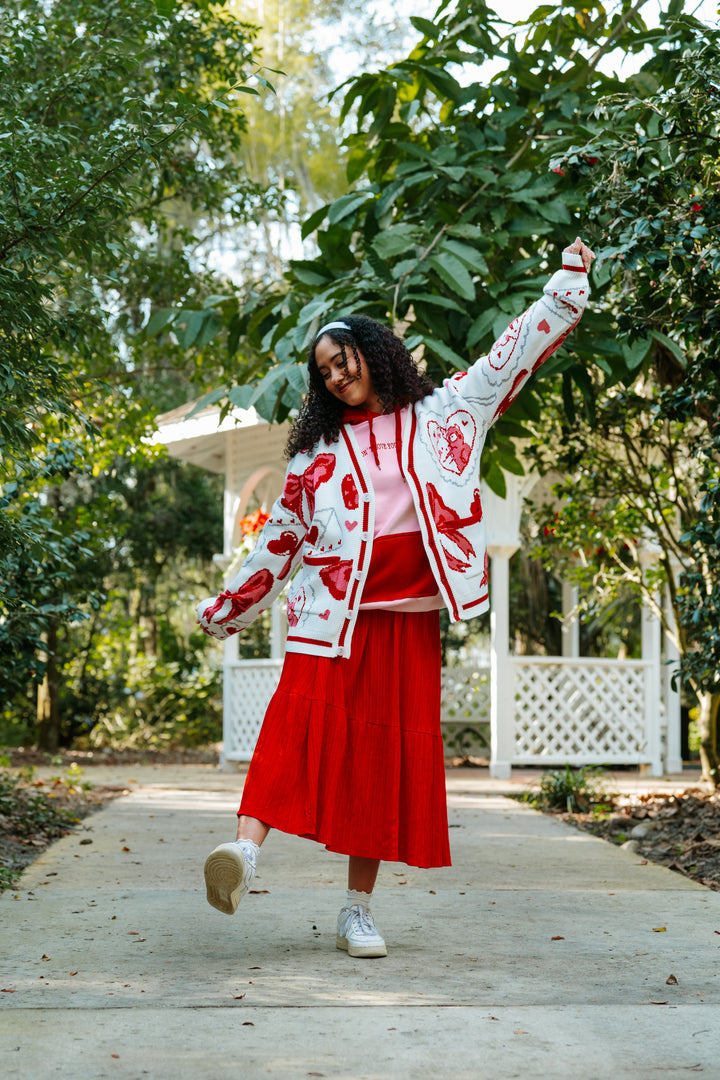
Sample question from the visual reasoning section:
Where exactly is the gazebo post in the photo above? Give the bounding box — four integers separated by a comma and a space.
663, 589, 683, 774
640, 565, 663, 777
483, 472, 536, 780
489, 546, 517, 779
561, 582, 580, 659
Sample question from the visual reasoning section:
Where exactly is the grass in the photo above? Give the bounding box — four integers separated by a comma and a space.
518, 763, 610, 813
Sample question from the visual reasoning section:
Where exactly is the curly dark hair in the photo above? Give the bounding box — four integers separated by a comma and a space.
285, 315, 436, 458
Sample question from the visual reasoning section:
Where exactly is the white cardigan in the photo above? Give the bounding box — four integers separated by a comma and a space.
197, 250, 590, 657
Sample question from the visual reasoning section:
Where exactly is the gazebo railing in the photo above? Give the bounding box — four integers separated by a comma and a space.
221, 655, 661, 771
508, 656, 659, 768
222, 660, 492, 764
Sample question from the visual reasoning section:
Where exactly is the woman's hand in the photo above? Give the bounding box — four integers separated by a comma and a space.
565, 236, 595, 272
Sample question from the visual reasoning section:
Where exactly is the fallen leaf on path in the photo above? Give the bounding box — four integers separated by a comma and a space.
41, 955, 50, 961
1, 988, 16, 992
233, 994, 246, 1000
649, 999, 668, 1005
652, 927, 667, 932
551, 936, 565, 941
666, 974, 678, 985
248, 890, 269, 894
121, 846, 131, 852
69, 971, 78, 976
242, 1022, 254, 1026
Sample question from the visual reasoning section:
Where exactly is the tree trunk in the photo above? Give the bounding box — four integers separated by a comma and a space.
37, 617, 60, 753
696, 690, 720, 789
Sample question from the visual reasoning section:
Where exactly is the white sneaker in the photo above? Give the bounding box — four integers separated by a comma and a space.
336, 904, 387, 958
204, 841, 256, 915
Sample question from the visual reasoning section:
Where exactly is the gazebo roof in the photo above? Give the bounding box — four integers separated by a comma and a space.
152, 399, 289, 475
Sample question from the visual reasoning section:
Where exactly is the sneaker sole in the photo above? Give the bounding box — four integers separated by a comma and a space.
336, 934, 387, 958
204, 848, 246, 915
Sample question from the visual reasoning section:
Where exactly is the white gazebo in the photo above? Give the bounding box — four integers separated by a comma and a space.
155, 401, 682, 777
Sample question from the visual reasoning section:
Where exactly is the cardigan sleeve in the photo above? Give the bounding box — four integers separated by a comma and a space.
196, 465, 308, 641
441, 247, 590, 429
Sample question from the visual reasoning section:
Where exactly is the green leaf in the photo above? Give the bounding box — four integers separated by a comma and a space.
301, 204, 330, 240
145, 308, 177, 337
404, 292, 465, 313
483, 460, 507, 498
409, 16, 438, 37
467, 307, 501, 349
185, 386, 229, 418
440, 239, 489, 274
650, 330, 685, 368
536, 198, 572, 225
203, 295, 233, 309
421, 337, 469, 371
372, 225, 422, 258
227, 384, 256, 410
621, 336, 652, 372
179, 310, 206, 349
327, 190, 374, 225
495, 449, 526, 476
427, 253, 476, 301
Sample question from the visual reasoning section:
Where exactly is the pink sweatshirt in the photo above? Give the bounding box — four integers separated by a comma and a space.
343, 407, 443, 613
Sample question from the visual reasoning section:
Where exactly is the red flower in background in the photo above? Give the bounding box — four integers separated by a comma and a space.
239, 509, 270, 536
691, 201, 703, 213
552, 166, 566, 176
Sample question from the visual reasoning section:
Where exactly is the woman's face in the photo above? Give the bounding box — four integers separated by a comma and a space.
314, 334, 382, 412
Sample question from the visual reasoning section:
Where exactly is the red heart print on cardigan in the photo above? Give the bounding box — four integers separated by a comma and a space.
286, 587, 307, 627
280, 453, 336, 527
266, 530, 303, 580
341, 473, 359, 510
202, 569, 274, 623
426, 483, 482, 572
427, 410, 476, 475
319, 558, 353, 600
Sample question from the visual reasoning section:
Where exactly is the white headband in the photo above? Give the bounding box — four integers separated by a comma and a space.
316, 320, 351, 339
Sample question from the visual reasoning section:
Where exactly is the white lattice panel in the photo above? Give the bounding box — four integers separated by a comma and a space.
511, 658, 651, 764
222, 657, 655, 767
223, 661, 492, 761
441, 666, 491, 723
223, 660, 282, 760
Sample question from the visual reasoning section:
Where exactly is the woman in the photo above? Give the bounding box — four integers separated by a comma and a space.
198, 237, 593, 958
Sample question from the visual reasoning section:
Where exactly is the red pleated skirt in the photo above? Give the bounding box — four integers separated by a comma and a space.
238, 609, 451, 868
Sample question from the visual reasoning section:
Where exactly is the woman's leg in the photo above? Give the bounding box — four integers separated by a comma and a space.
347, 855, 380, 894
338, 856, 386, 957
205, 816, 269, 915
236, 815, 271, 846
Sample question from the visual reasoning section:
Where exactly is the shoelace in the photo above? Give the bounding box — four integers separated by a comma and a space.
347, 906, 377, 935
236, 842, 257, 876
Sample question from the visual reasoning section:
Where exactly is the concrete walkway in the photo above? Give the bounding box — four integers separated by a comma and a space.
1, 765, 719, 1079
